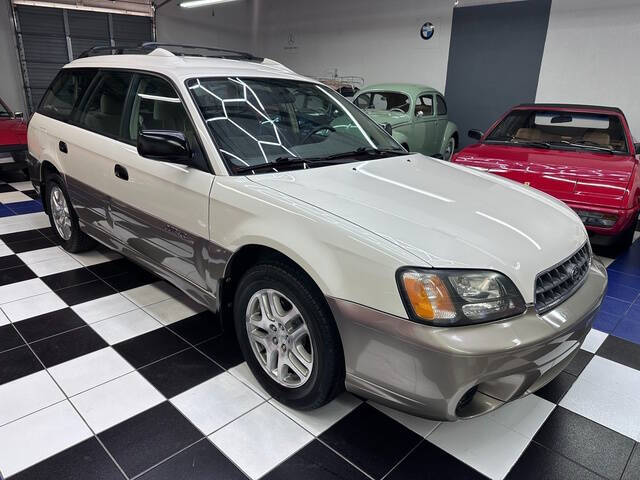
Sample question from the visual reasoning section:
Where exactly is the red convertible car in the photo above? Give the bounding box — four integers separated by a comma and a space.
0, 96, 28, 171
452, 104, 640, 249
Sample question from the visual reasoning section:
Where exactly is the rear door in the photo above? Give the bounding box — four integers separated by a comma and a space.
412, 94, 437, 154
434, 95, 449, 153
109, 73, 214, 292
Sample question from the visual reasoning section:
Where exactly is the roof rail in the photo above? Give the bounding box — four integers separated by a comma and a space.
78, 42, 263, 62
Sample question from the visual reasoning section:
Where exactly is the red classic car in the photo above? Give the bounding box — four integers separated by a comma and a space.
0, 96, 28, 172
452, 104, 640, 249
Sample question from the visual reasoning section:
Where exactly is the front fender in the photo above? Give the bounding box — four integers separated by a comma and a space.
392, 130, 410, 149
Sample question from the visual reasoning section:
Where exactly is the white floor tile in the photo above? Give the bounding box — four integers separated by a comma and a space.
143, 295, 206, 326
48, 347, 134, 397
28, 255, 83, 277
9, 181, 34, 191
17, 246, 69, 265
71, 371, 164, 433
0, 191, 31, 204
271, 393, 362, 436
228, 363, 270, 399
90, 308, 162, 345
2, 292, 66, 322
0, 243, 13, 257
0, 309, 8, 326
581, 329, 608, 354
0, 401, 92, 477
0, 371, 65, 427
210, 402, 313, 479
172, 372, 263, 435
72, 293, 137, 324
68, 249, 121, 267
370, 401, 440, 437
121, 281, 181, 308
0, 278, 50, 304
427, 396, 551, 480
561, 356, 640, 440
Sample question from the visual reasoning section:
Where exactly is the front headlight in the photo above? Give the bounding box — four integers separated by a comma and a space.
574, 209, 617, 228
397, 268, 526, 326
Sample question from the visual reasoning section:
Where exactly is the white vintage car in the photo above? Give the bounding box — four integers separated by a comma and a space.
27, 43, 606, 421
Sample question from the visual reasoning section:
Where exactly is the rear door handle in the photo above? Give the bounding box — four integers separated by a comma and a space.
114, 164, 129, 181
58, 141, 67, 154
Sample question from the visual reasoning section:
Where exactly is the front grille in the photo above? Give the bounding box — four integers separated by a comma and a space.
535, 243, 591, 314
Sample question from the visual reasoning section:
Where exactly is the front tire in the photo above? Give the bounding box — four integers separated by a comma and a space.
234, 261, 344, 410
443, 136, 456, 161
45, 173, 95, 253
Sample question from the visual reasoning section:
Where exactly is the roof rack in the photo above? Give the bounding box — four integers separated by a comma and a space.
78, 42, 264, 62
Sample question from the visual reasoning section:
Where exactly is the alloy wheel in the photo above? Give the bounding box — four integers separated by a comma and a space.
245, 288, 314, 388
444, 138, 455, 161
50, 185, 72, 240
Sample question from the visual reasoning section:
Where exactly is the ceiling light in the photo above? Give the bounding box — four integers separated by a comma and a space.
179, 0, 239, 8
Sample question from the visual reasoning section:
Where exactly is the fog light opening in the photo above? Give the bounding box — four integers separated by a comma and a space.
455, 386, 478, 415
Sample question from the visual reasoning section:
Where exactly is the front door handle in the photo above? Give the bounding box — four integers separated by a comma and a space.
58, 141, 67, 154
114, 164, 129, 181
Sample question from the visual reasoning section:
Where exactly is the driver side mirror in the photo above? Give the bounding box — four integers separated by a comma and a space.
384, 123, 393, 135
635, 143, 640, 156
468, 129, 484, 141
137, 130, 192, 164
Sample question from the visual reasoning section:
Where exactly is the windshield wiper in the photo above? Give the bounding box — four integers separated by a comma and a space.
325, 147, 406, 161
510, 140, 551, 149
552, 140, 614, 154
234, 156, 310, 174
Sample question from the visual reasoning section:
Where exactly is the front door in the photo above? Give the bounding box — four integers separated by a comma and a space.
411, 94, 437, 155
434, 95, 449, 155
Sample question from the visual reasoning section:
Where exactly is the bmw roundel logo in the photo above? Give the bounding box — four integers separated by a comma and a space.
420, 22, 434, 40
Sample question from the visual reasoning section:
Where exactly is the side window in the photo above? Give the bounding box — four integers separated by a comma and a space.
354, 94, 370, 109
436, 95, 447, 116
128, 75, 206, 169
415, 95, 433, 117
78, 71, 132, 138
39, 69, 96, 122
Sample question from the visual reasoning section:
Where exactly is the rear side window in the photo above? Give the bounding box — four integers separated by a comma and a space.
436, 95, 447, 115
39, 69, 96, 122
77, 71, 132, 139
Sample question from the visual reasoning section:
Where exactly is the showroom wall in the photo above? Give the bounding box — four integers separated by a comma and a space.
0, 2, 25, 113
536, 0, 640, 138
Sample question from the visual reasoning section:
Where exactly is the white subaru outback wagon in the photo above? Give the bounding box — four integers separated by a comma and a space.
27, 43, 607, 421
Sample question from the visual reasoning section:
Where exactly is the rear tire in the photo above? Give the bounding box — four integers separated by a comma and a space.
234, 261, 344, 410
45, 173, 95, 253
443, 137, 456, 161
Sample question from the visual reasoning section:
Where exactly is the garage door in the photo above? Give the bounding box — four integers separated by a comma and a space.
13, 5, 153, 113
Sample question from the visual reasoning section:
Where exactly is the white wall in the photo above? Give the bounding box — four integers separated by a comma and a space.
253, 0, 454, 93
536, 0, 640, 139
0, 2, 25, 113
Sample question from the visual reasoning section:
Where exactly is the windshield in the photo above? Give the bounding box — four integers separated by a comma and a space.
485, 109, 629, 153
354, 91, 411, 114
187, 77, 402, 174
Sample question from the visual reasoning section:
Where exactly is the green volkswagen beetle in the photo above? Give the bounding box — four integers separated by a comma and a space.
353, 83, 458, 160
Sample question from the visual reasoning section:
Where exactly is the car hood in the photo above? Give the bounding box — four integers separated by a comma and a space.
363, 110, 410, 127
454, 143, 635, 208
0, 118, 27, 145
249, 154, 587, 303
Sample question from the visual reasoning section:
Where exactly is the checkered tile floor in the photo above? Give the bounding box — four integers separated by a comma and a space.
0, 176, 639, 479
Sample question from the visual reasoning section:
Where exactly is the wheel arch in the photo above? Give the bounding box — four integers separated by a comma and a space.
39, 160, 61, 214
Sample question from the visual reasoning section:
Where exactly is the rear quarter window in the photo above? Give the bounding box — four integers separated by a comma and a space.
39, 69, 96, 122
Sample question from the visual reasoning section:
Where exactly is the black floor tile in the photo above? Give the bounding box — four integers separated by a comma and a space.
168, 311, 222, 345
138, 347, 223, 398
622, 443, 640, 480
264, 439, 369, 480
0, 265, 36, 286
535, 372, 576, 404
386, 440, 487, 480
139, 439, 248, 480
533, 407, 635, 480
8, 236, 55, 254
37, 227, 58, 240
14, 308, 86, 343
0, 229, 42, 244
0, 184, 17, 193
0, 324, 24, 353
23, 189, 40, 200
564, 349, 593, 377
88, 259, 146, 279
320, 403, 422, 479
0, 254, 25, 271
29, 326, 108, 367
99, 401, 202, 478
596, 335, 640, 371
0, 345, 43, 385
54, 279, 116, 306
9, 437, 124, 480
104, 269, 159, 292
114, 328, 190, 369
41, 267, 98, 291
197, 331, 244, 369
506, 443, 602, 480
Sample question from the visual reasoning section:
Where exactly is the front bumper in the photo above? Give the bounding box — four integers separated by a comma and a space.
328, 260, 607, 421
567, 203, 637, 237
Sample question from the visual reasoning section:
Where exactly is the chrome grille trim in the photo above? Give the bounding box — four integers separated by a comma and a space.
535, 243, 592, 314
